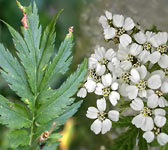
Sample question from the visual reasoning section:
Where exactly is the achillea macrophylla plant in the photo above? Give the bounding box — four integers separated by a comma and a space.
0, 1, 87, 150
77, 11, 168, 149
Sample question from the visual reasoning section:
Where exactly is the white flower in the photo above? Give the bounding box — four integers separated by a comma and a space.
130, 98, 166, 131
77, 87, 87, 98
84, 78, 97, 93
89, 46, 116, 76
86, 98, 119, 134
126, 65, 162, 99
99, 11, 116, 40
99, 13, 135, 47
130, 98, 154, 131
147, 70, 168, 108
134, 31, 155, 63
143, 129, 168, 146
95, 73, 120, 106
117, 43, 143, 71
113, 14, 135, 47
99, 11, 113, 29
149, 32, 168, 68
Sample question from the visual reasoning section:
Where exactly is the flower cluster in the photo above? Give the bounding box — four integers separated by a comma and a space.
77, 11, 168, 146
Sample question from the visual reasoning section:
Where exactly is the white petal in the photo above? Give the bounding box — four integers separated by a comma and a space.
95, 83, 104, 95
158, 54, 168, 68
90, 119, 102, 134
102, 73, 112, 87
130, 43, 143, 56
143, 131, 155, 143
150, 51, 161, 64
141, 117, 154, 131
85, 80, 97, 93
151, 70, 165, 80
96, 64, 106, 76
147, 89, 155, 97
105, 48, 116, 61
95, 46, 106, 60
157, 32, 168, 45
113, 14, 124, 27
108, 110, 119, 122
138, 50, 150, 64
86, 107, 98, 119
130, 68, 140, 83
154, 116, 166, 127
104, 27, 116, 39
134, 31, 147, 44
138, 90, 147, 98
109, 91, 120, 106
158, 97, 168, 107
137, 65, 147, 80
150, 35, 160, 47
154, 108, 166, 116
132, 114, 145, 128
101, 119, 112, 134
77, 88, 87, 98
97, 98, 106, 112
120, 60, 132, 71
130, 98, 144, 111
123, 17, 135, 31
119, 83, 128, 97
147, 75, 161, 89
99, 16, 108, 28
161, 81, 168, 93
147, 94, 159, 108
105, 11, 112, 20
111, 82, 119, 90
126, 85, 138, 99
120, 34, 132, 47
157, 133, 168, 146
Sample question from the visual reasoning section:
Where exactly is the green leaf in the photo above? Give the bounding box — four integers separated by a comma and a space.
39, 30, 74, 92
111, 126, 138, 150
0, 95, 31, 129
36, 59, 87, 124
113, 116, 132, 128
35, 100, 83, 140
161, 143, 168, 150
19, 2, 41, 94
37, 10, 63, 89
138, 130, 148, 150
8, 129, 29, 148
0, 43, 34, 109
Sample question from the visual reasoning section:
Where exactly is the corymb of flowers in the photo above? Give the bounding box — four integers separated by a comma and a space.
77, 11, 168, 146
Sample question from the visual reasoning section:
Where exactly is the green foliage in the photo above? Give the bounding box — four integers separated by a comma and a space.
8, 129, 30, 148
0, 1, 87, 149
111, 116, 148, 150
111, 125, 138, 150
138, 130, 148, 150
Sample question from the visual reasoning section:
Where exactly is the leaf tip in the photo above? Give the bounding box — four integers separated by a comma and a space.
67, 26, 74, 37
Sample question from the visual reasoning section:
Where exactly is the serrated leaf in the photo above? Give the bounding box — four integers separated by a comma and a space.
0, 43, 33, 108
36, 59, 87, 124
20, 2, 42, 94
111, 126, 138, 150
138, 130, 148, 150
35, 100, 83, 140
0, 94, 31, 129
8, 129, 29, 148
37, 10, 63, 89
39, 31, 74, 92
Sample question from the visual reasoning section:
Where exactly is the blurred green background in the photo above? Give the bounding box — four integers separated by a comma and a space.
0, 0, 109, 150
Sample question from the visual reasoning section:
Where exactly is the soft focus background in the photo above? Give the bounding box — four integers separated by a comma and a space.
0, 0, 168, 150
